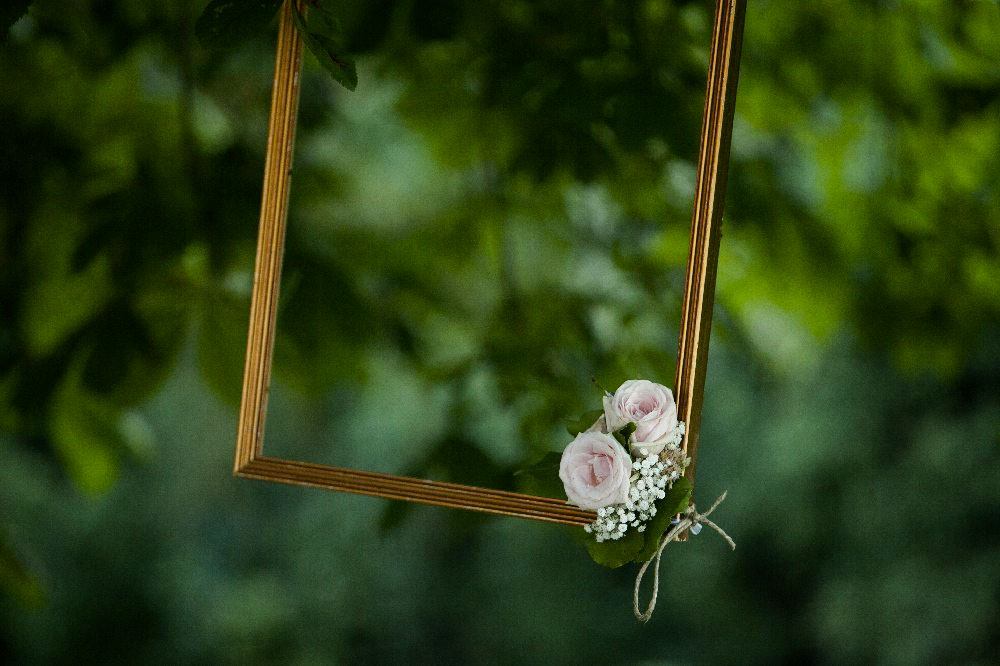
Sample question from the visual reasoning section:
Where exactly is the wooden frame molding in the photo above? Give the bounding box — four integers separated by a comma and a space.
675, 0, 746, 486
235, 0, 746, 526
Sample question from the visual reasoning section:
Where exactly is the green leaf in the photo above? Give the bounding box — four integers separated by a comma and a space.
302, 0, 343, 40
50, 358, 125, 494
2, 0, 31, 43
612, 421, 636, 448
595, 372, 627, 396
291, 1, 357, 91
590, 375, 612, 395
633, 476, 692, 563
195, 0, 283, 50
580, 523, 645, 569
197, 292, 249, 406
0, 538, 44, 609
22, 254, 114, 358
573, 478, 691, 569
378, 500, 416, 533
513, 451, 564, 499
564, 408, 603, 436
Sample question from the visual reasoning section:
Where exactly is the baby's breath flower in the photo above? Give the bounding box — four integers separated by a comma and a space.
584, 420, 689, 542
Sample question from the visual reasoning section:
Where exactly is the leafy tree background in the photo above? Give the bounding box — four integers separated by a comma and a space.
2, 0, 999, 663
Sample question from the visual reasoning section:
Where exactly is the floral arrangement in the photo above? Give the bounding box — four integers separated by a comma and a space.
561, 380, 688, 542
517, 378, 733, 621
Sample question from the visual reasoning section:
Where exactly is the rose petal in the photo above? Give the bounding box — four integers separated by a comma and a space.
559, 431, 632, 510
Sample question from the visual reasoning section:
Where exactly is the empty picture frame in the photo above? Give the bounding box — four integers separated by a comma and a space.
234, 0, 746, 526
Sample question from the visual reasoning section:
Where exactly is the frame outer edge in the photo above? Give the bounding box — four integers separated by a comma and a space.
235, 0, 303, 473
675, 0, 746, 489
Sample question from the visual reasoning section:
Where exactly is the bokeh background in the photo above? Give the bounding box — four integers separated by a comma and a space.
2, 0, 1000, 663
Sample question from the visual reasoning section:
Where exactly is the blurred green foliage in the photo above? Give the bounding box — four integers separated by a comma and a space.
195, 0, 359, 90
2, 0, 999, 663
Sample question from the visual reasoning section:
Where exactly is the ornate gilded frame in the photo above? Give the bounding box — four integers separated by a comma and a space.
234, 0, 746, 526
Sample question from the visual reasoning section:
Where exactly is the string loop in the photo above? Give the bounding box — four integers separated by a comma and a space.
632, 492, 735, 622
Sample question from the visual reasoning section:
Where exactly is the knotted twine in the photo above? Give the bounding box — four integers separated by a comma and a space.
633, 491, 735, 622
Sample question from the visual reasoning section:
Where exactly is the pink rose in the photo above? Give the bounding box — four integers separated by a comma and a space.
558, 431, 632, 510
602, 379, 680, 457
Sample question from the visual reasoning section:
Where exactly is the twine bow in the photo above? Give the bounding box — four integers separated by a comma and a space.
632, 491, 735, 622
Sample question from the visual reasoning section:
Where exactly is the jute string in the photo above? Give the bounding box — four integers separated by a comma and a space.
633, 492, 735, 622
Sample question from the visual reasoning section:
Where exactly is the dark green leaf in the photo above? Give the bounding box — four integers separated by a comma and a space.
2, 0, 31, 43
197, 293, 249, 406
83, 295, 186, 406
595, 372, 627, 396
564, 408, 603, 436
50, 360, 125, 494
633, 476, 692, 563
590, 375, 612, 395
612, 421, 636, 447
195, 0, 283, 50
580, 523, 645, 569
272, 259, 367, 395
303, 0, 344, 41
291, 2, 357, 91
514, 451, 564, 499
378, 500, 416, 533
0, 538, 44, 608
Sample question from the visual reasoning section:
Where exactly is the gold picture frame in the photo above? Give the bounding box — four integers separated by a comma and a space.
234, 0, 746, 526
